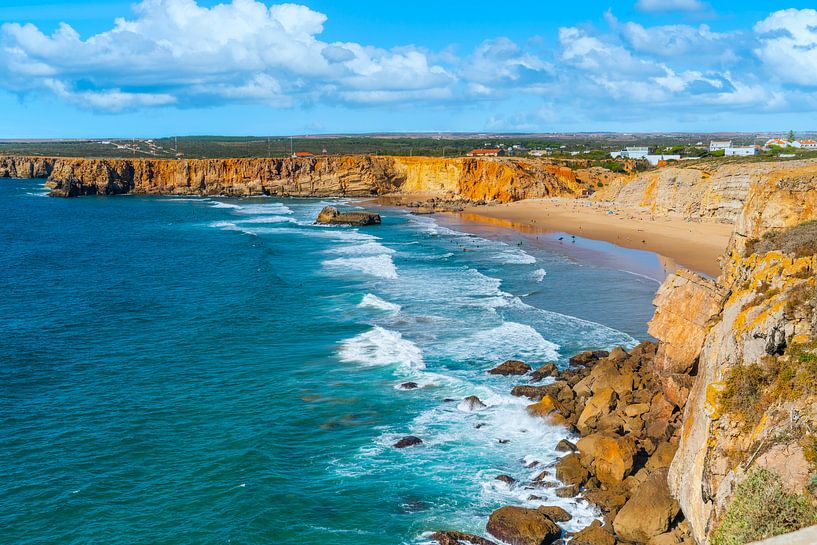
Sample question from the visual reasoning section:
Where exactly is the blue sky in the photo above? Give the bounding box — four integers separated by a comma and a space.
1, 0, 816, 137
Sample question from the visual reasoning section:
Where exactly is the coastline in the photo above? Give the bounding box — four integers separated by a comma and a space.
457, 198, 732, 278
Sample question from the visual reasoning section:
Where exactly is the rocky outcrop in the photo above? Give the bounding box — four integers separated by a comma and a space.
646, 171, 817, 543
594, 159, 817, 224
0, 155, 600, 202
315, 206, 381, 226
0, 156, 55, 179
486, 506, 561, 545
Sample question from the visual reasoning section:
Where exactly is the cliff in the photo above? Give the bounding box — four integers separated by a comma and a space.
648, 169, 817, 544
0, 155, 597, 202
594, 159, 817, 224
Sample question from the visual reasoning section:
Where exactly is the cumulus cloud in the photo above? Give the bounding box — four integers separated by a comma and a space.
754, 8, 817, 86
0, 0, 813, 124
0, 0, 456, 111
635, 0, 705, 13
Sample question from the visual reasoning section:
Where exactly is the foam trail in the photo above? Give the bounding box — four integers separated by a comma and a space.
532, 269, 547, 282
339, 326, 425, 372
358, 294, 401, 313
323, 255, 398, 279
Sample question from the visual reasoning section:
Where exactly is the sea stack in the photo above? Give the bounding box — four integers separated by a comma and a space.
315, 206, 381, 226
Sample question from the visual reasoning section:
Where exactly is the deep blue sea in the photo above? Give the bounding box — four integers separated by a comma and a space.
1, 179, 660, 544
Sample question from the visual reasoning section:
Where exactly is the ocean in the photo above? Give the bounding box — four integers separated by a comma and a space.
1, 179, 660, 544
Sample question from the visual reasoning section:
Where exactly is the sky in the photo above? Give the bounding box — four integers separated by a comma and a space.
1, 0, 816, 137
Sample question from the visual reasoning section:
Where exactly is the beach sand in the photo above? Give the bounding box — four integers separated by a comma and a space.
457, 199, 733, 277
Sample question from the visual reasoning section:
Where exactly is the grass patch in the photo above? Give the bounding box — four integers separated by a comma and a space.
711, 469, 817, 545
746, 221, 817, 258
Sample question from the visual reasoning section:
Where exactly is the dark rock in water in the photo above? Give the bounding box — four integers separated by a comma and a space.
555, 484, 581, 497
495, 474, 517, 485
315, 206, 381, 226
530, 363, 558, 382
569, 350, 609, 365
461, 395, 488, 411
498, 439, 510, 444
537, 505, 572, 522
400, 382, 419, 390
394, 436, 423, 448
432, 531, 498, 545
488, 360, 532, 376
444, 398, 457, 403
474, 423, 487, 429
555, 439, 578, 453
486, 506, 561, 545
527, 494, 543, 501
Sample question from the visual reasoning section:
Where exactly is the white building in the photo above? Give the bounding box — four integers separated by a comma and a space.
645, 154, 681, 166
710, 141, 732, 151
610, 146, 649, 160
797, 140, 817, 149
724, 146, 759, 156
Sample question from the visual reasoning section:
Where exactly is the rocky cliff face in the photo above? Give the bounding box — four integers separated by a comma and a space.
0, 155, 595, 202
649, 171, 817, 544
0, 156, 55, 179
595, 160, 817, 224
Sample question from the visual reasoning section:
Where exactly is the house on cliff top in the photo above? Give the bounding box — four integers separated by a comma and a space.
291, 151, 315, 158
466, 148, 503, 157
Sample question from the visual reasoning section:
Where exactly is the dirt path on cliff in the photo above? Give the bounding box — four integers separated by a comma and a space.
458, 199, 732, 277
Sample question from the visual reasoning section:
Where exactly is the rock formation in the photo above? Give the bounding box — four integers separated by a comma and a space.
315, 206, 381, 226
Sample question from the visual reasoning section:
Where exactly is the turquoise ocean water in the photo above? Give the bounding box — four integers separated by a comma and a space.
1, 179, 660, 544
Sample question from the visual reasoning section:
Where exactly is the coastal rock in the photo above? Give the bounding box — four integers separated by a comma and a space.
554, 453, 590, 487
555, 439, 578, 453
569, 350, 609, 366
526, 395, 565, 419
394, 436, 423, 448
488, 360, 532, 376
570, 521, 615, 545
495, 475, 517, 485
576, 387, 617, 433
315, 206, 381, 226
530, 363, 558, 381
614, 469, 680, 544
460, 395, 488, 411
536, 506, 572, 523
400, 382, 419, 390
486, 506, 562, 545
432, 531, 498, 545
576, 433, 635, 485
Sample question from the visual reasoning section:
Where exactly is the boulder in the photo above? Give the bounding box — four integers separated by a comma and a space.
555, 439, 578, 453
531, 363, 558, 381
489, 360, 532, 375
400, 382, 419, 390
486, 506, 562, 545
555, 453, 590, 487
496, 475, 517, 485
589, 360, 634, 396
537, 506, 572, 522
512, 385, 551, 400
460, 395, 488, 411
645, 441, 678, 472
577, 387, 617, 433
569, 350, 609, 365
315, 206, 381, 226
555, 484, 580, 497
571, 521, 615, 545
527, 395, 565, 418
394, 436, 423, 448
432, 531, 498, 545
576, 433, 635, 485
613, 469, 680, 543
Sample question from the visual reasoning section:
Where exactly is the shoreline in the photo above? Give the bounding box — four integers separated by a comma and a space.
456, 199, 732, 278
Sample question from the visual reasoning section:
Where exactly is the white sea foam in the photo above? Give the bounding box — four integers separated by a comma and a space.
494, 249, 537, 265
531, 268, 547, 282
234, 215, 297, 224
234, 203, 294, 215
323, 255, 398, 279
339, 326, 425, 371
441, 321, 560, 364
209, 201, 242, 209
325, 241, 395, 256
358, 293, 401, 313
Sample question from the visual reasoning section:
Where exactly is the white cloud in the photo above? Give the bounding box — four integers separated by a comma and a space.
0, 0, 455, 111
754, 8, 817, 86
635, 0, 705, 13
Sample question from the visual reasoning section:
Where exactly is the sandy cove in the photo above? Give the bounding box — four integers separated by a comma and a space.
456, 198, 733, 278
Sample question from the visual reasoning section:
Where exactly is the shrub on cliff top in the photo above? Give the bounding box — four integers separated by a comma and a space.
711, 468, 817, 545
746, 220, 817, 257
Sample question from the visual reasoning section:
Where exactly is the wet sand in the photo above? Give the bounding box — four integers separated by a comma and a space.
457, 199, 733, 278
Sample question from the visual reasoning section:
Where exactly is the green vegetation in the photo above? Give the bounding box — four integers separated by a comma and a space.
711, 469, 817, 545
720, 341, 817, 429
745, 220, 817, 257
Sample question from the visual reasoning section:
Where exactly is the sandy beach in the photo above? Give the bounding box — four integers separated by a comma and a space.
458, 198, 733, 277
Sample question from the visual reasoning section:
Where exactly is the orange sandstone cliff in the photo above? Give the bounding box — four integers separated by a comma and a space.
0, 155, 597, 201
